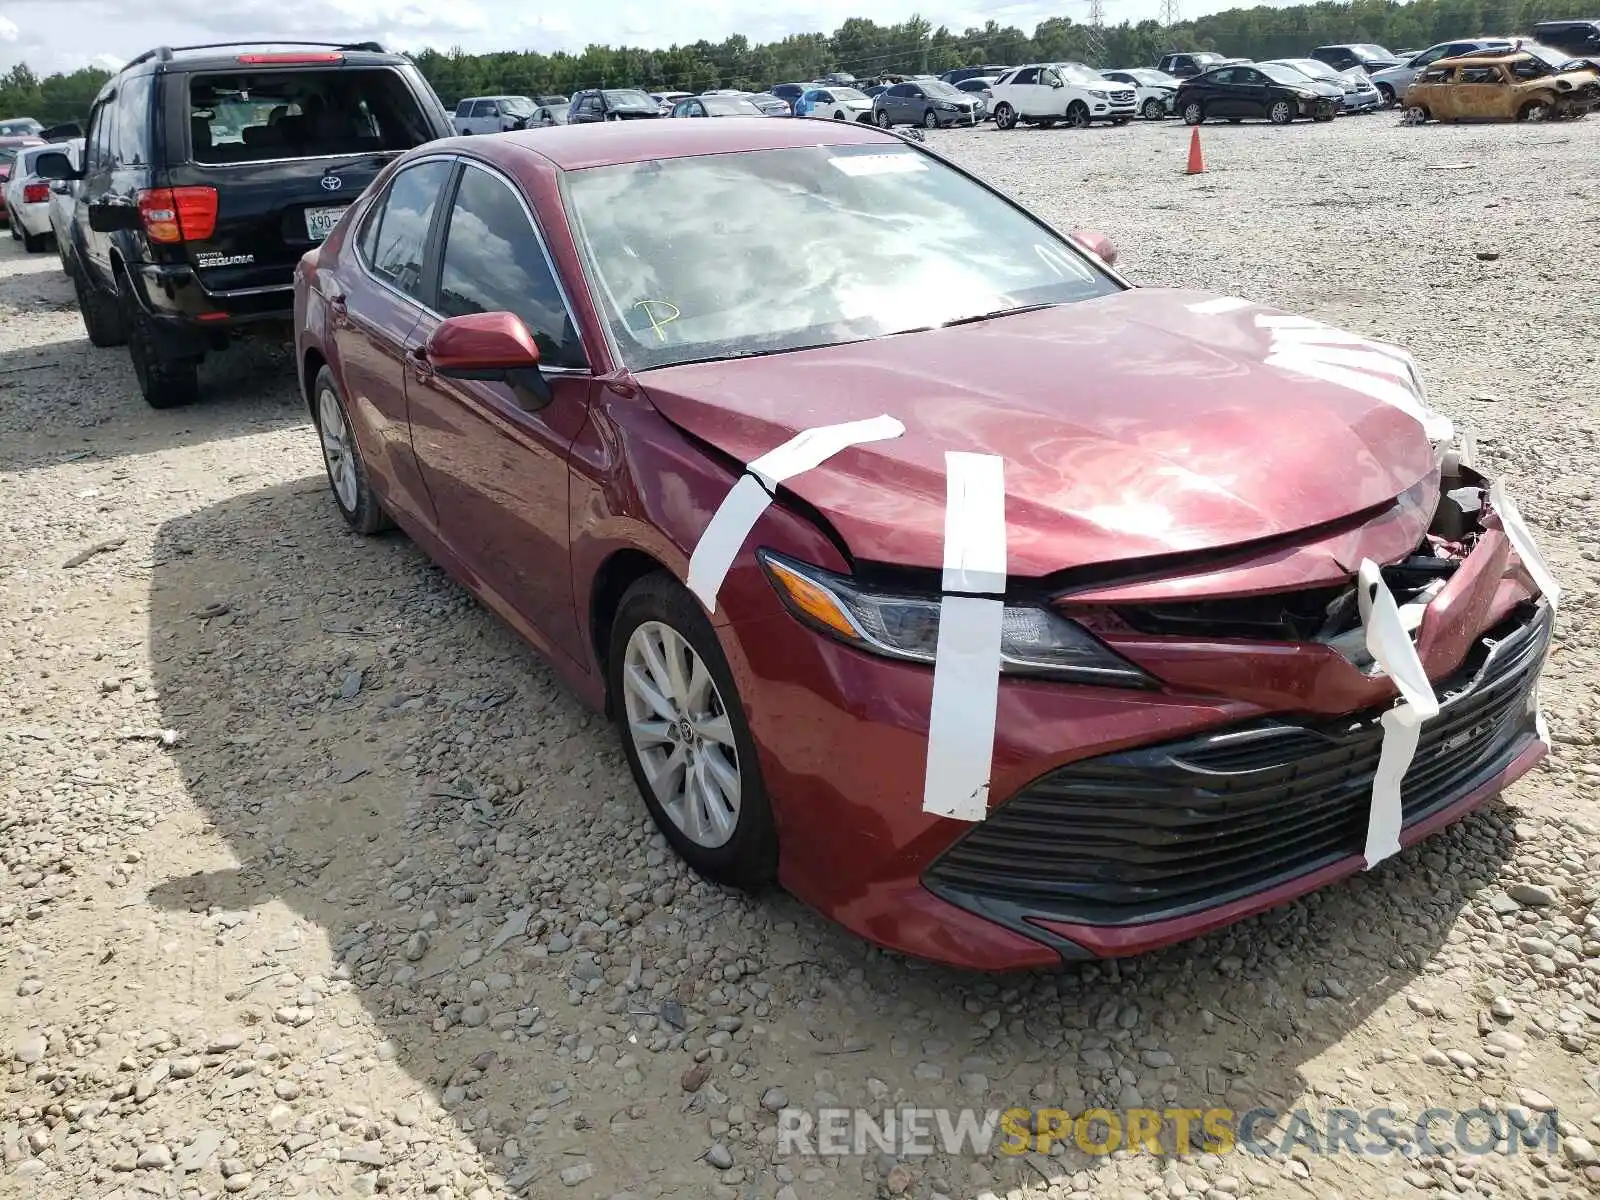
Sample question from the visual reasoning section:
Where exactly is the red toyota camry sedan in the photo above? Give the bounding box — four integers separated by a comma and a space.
293, 120, 1558, 970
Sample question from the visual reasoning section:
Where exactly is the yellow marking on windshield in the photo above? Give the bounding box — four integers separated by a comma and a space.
635, 299, 681, 343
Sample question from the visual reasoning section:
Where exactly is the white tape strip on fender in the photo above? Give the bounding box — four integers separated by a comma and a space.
1357, 559, 1441, 868
922, 451, 1007, 823
684, 415, 905, 613
1491, 480, 1560, 748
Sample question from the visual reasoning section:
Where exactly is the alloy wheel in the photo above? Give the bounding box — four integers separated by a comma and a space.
1269, 100, 1293, 124
1183, 102, 1204, 125
622, 620, 741, 849
318, 385, 359, 513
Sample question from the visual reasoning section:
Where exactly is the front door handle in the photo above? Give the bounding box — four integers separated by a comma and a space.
407, 344, 433, 380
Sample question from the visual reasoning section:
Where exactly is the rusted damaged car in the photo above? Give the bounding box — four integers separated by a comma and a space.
1403, 48, 1600, 122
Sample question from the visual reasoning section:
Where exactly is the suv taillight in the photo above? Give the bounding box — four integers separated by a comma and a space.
22, 183, 48, 204
137, 187, 218, 243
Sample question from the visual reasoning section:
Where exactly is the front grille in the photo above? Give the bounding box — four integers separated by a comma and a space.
1109, 90, 1136, 103
925, 604, 1550, 928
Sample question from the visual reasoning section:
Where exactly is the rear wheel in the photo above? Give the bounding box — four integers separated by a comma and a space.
1403, 104, 1429, 123
1065, 102, 1091, 129
1142, 97, 1166, 119
1268, 99, 1295, 125
70, 257, 126, 348
21, 223, 50, 254
6, 210, 18, 241
993, 102, 1017, 130
1183, 101, 1205, 125
122, 287, 200, 409
610, 575, 776, 889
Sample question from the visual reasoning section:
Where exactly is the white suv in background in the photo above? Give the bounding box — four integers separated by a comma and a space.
452, 95, 538, 134
990, 62, 1139, 129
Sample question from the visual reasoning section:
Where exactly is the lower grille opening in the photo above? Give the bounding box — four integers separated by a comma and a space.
925, 603, 1550, 928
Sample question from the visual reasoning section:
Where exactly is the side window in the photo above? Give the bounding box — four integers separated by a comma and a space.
1419, 66, 1453, 83
116, 80, 150, 167
1509, 57, 1544, 80
87, 101, 112, 171
1459, 66, 1498, 84
364, 159, 452, 296
1209, 68, 1236, 84
1415, 48, 1444, 66
1037, 70, 1059, 87
454, 100, 472, 117
1012, 68, 1039, 85
436, 165, 584, 370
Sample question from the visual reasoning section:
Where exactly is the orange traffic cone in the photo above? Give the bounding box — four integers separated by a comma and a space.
1186, 126, 1206, 175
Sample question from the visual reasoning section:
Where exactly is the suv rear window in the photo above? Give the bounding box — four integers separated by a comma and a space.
187, 68, 427, 163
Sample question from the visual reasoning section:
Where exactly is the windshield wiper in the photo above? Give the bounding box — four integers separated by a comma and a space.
939, 302, 1059, 328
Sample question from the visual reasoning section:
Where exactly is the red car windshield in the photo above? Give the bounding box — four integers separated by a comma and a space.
564, 143, 1118, 370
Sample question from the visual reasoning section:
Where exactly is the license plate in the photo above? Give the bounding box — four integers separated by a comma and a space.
304, 205, 348, 241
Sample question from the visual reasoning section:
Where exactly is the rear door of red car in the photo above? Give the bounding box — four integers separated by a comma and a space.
403, 158, 594, 666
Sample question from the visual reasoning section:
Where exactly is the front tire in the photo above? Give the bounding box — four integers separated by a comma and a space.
1142, 97, 1165, 119
993, 102, 1017, 130
610, 574, 776, 889
874, 109, 891, 127
1065, 102, 1091, 129
1268, 99, 1295, 125
312, 365, 390, 533
922, 108, 939, 129
1377, 83, 1396, 106
1183, 101, 1205, 125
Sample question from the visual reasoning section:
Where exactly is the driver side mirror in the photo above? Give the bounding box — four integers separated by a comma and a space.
426, 311, 553, 411
1050, 78, 1065, 88
1070, 230, 1118, 268
33, 150, 81, 182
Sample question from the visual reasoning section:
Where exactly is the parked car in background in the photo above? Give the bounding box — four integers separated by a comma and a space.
953, 76, 997, 117
872, 79, 982, 127
1157, 52, 1229, 78
669, 95, 764, 118
0, 117, 43, 137
525, 103, 569, 127
0, 136, 45, 227
1369, 39, 1515, 104
5, 143, 61, 252
1263, 57, 1383, 112
767, 83, 806, 111
797, 86, 873, 121
293, 118, 1551, 971
452, 95, 537, 134
569, 88, 662, 123
745, 92, 793, 117
651, 91, 693, 114
1403, 50, 1600, 122
35, 39, 455, 408
818, 71, 857, 86
46, 137, 83, 266
989, 62, 1138, 129
1100, 68, 1179, 118
940, 64, 1010, 85
1311, 43, 1403, 72
1177, 62, 1341, 124
538, 94, 568, 108
1532, 20, 1600, 59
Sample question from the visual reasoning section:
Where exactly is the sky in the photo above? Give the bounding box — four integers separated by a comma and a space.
0, 0, 1184, 77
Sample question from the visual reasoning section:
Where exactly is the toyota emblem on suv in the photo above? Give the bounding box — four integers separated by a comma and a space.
320, 174, 343, 192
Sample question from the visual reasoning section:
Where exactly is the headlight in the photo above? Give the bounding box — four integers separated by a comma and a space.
758, 551, 1150, 687
1087, 88, 1109, 99
936, 100, 959, 110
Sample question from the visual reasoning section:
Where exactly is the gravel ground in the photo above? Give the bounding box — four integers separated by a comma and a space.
4, 113, 1600, 1200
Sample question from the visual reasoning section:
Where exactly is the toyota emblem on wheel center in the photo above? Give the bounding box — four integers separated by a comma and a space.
320, 174, 343, 191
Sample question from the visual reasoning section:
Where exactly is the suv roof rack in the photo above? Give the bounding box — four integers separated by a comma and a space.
123, 40, 386, 70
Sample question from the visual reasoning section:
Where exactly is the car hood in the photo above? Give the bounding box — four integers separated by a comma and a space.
638, 287, 1440, 579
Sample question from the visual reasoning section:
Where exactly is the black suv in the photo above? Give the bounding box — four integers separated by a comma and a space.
35, 41, 454, 407
1531, 20, 1600, 58
566, 89, 662, 123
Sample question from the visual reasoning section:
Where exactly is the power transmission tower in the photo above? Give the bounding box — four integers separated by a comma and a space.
1084, 0, 1106, 62
1158, 0, 1180, 27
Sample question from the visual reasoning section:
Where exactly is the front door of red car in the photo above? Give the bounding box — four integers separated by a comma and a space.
403, 159, 593, 667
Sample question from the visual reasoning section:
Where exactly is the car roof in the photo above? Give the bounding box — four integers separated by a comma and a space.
121, 42, 408, 74
480, 119, 900, 172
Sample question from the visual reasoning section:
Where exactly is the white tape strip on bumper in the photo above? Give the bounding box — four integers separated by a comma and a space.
922, 451, 1007, 823
1186, 296, 1252, 315
1357, 559, 1441, 869
685, 415, 905, 613
1492, 480, 1560, 747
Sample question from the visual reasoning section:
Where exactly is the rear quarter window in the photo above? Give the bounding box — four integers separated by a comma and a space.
186, 67, 433, 164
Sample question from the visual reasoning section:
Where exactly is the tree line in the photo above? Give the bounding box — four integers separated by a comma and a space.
0, 0, 1593, 126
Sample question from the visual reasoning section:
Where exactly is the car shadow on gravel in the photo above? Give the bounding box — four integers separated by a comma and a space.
144, 479, 1520, 1197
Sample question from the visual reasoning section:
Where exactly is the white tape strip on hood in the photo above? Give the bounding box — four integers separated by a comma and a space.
685, 415, 905, 614
1186, 296, 1253, 315
922, 451, 1007, 823
1356, 559, 1441, 869
1491, 480, 1560, 749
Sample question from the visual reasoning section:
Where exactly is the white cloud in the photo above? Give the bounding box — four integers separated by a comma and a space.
0, 0, 1173, 77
